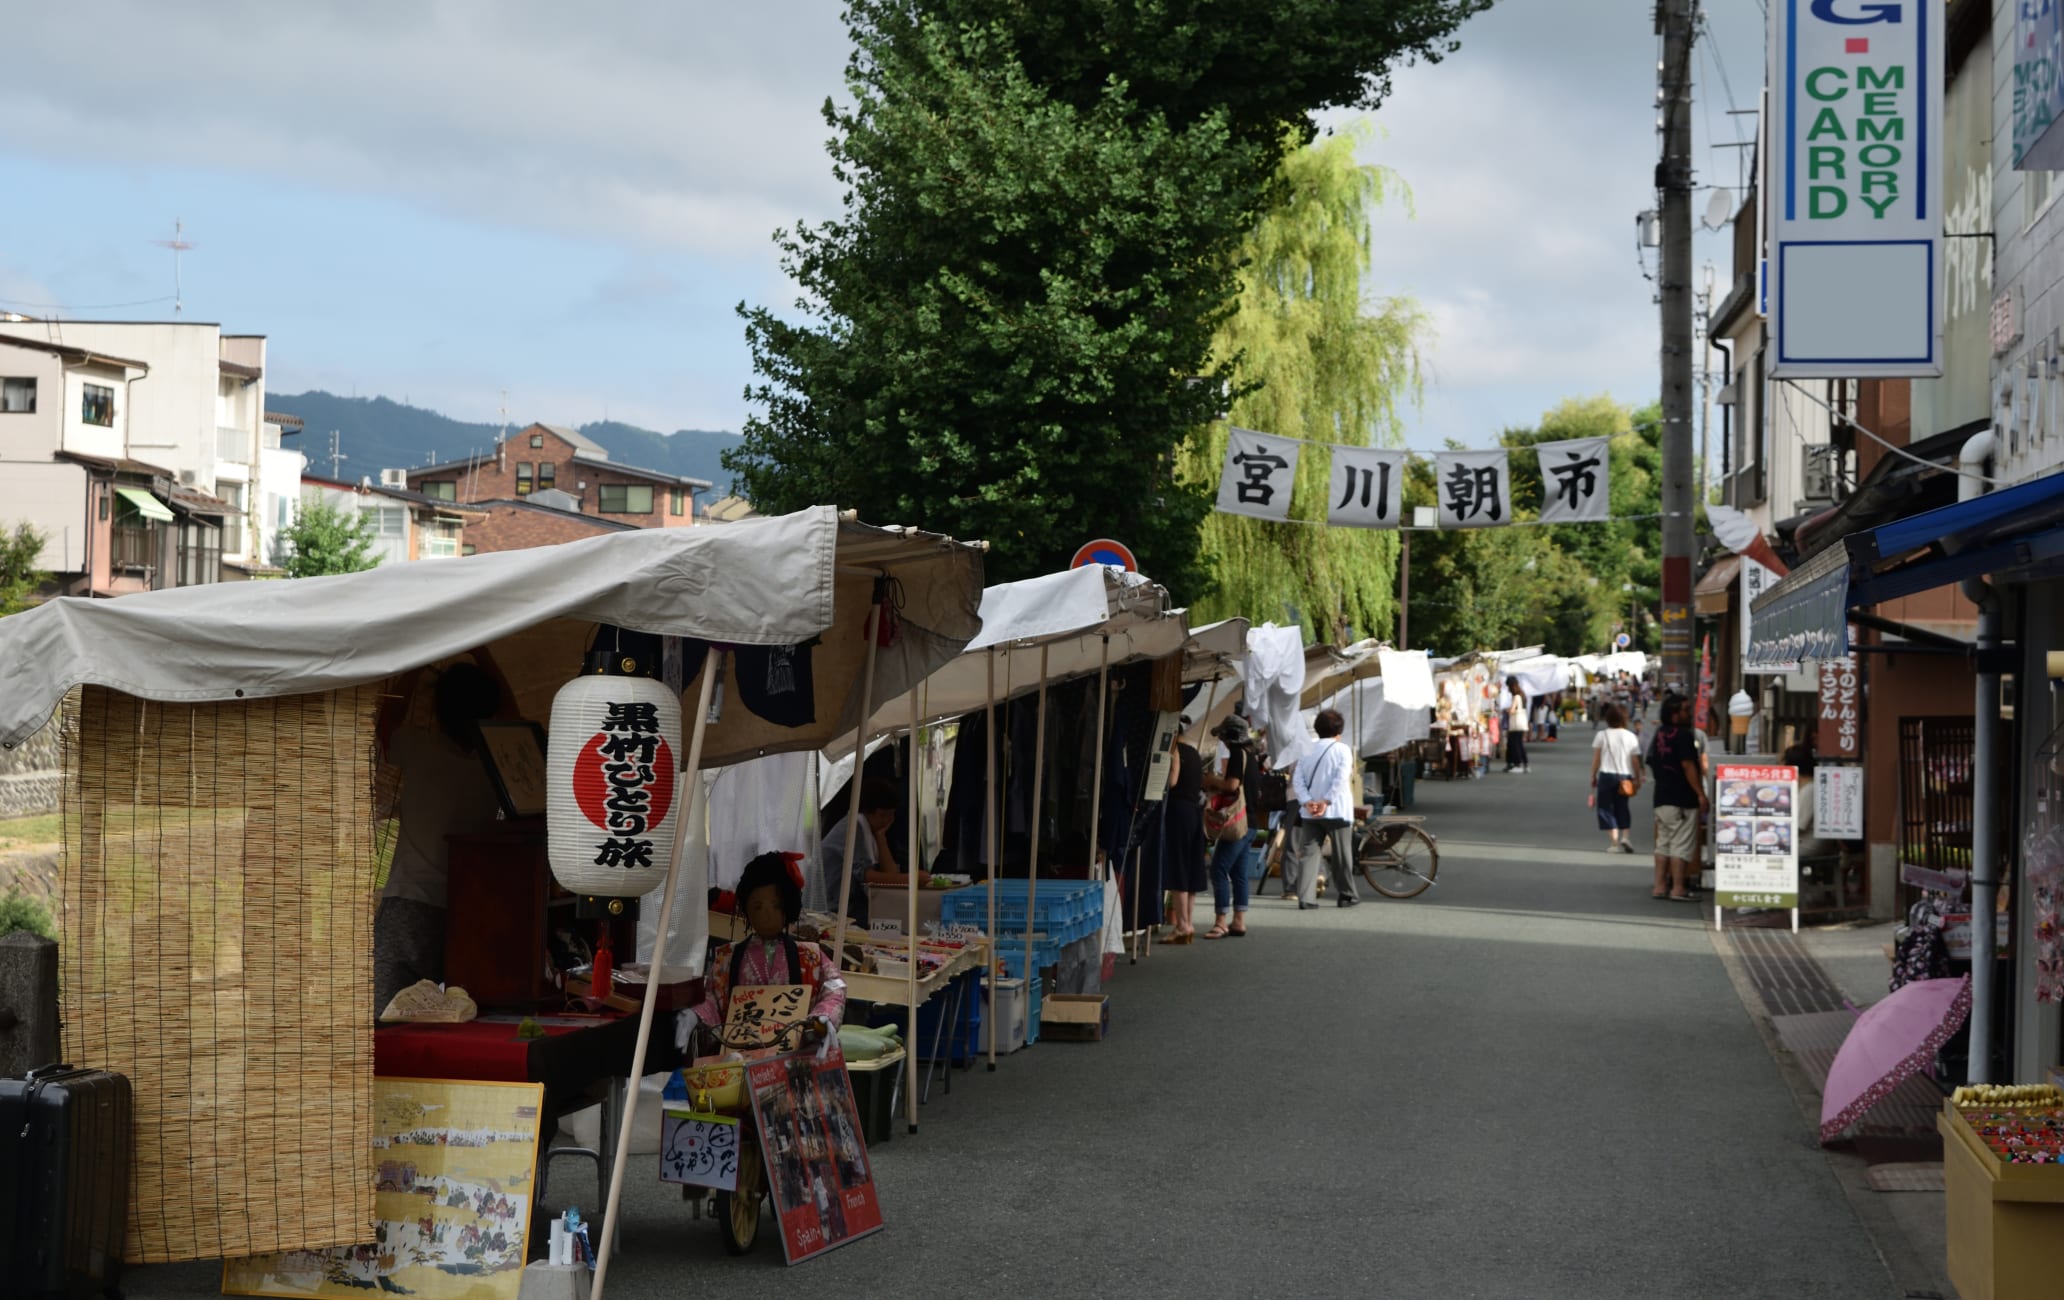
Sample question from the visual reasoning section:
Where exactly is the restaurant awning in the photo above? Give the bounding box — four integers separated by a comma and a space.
114, 486, 174, 522
1748, 470, 2064, 666
1693, 555, 1742, 616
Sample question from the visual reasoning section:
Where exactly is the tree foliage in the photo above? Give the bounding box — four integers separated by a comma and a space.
1401, 396, 1662, 657
1176, 127, 1426, 639
278, 501, 380, 579
0, 522, 48, 614
725, 0, 1490, 596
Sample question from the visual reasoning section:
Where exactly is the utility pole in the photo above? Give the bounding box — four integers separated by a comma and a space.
1657, 0, 1697, 695
328, 430, 347, 480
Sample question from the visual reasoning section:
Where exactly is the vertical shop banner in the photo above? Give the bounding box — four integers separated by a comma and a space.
1534, 437, 1611, 523
745, 1046, 885, 1265
1215, 428, 1302, 521
1815, 644, 1861, 757
1434, 450, 1510, 529
1695, 634, 1716, 734
1769, 0, 1944, 376
1741, 558, 1798, 673
1326, 445, 1407, 528
1816, 764, 1865, 840
1714, 763, 1800, 908
2017, 0, 2064, 169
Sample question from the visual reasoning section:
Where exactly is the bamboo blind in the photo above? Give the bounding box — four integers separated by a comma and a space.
60, 686, 380, 1264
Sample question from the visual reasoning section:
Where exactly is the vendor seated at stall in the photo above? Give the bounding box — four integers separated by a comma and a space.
820, 778, 902, 926
680, 852, 846, 1053
373, 660, 508, 1018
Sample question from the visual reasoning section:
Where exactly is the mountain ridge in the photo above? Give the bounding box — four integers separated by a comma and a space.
267, 391, 743, 492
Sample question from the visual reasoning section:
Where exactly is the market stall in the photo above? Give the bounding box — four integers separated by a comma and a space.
0, 507, 984, 1286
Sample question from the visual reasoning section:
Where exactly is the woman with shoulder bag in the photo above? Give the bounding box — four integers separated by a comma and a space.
1289, 709, 1361, 910
1201, 715, 1255, 939
1157, 717, 1209, 943
1588, 702, 1644, 853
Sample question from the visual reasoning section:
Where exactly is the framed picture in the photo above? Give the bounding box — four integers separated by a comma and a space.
476, 720, 548, 818
223, 1078, 545, 1300
746, 1045, 884, 1264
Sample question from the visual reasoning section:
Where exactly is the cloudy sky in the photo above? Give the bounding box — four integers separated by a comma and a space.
0, 1, 1763, 448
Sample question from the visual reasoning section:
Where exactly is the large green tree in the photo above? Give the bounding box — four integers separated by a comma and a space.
725, 0, 1489, 596
1176, 127, 1426, 639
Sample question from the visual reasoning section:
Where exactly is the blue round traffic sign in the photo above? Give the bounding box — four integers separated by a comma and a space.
1071, 538, 1136, 572
1615, 633, 1632, 649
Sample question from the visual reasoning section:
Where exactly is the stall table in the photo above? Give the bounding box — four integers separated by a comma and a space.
1939, 1102, 2064, 1300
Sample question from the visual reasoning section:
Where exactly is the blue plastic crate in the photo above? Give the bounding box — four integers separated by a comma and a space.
941, 881, 1103, 947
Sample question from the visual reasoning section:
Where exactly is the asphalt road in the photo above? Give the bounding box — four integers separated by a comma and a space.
126, 732, 1898, 1299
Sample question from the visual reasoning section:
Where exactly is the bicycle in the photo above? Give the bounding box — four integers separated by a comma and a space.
1255, 809, 1440, 900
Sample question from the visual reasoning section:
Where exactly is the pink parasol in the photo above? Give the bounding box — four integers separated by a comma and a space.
1819, 974, 1970, 1144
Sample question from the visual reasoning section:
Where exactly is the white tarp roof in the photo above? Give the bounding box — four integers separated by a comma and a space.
1241, 624, 1308, 768
1182, 617, 1250, 684
1376, 648, 1435, 711
1305, 677, 1431, 760
0, 506, 986, 764
1503, 654, 1580, 698
845, 564, 1183, 741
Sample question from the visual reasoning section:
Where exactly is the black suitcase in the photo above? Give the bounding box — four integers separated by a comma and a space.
0, 1064, 131, 1300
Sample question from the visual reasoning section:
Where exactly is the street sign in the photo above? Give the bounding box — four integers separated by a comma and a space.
1714, 762, 1801, 931
1615, 633, 1632, 649
1070, 538, 1136, 571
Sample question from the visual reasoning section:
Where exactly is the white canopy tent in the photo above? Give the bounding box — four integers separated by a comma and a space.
0, 507, 988, 1300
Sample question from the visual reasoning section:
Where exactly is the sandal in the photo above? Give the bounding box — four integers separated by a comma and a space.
1667, 892, 1702, 903
1202, 925, 1230, 940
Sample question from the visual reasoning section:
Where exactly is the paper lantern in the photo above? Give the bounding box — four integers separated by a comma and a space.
546, 673, 683, 896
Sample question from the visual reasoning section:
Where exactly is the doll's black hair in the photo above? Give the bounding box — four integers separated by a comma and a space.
735, 851, 803, 928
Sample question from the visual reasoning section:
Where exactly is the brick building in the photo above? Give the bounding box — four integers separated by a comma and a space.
460, 494, 636, 555
407, 423, 706, 529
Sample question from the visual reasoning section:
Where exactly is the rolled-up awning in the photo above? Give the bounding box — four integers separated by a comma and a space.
113, 486, 174, 522
1693, 555, 1742, 615
1746, 542, 1851, 669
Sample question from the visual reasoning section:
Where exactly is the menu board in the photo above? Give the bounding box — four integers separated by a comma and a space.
1816, 764, 1864, 841
1713, 763, 1799, 908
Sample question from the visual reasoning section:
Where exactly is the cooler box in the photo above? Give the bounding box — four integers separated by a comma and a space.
845, 1051, 903, 1146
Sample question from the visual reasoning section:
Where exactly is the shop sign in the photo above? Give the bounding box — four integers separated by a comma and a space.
745, 1045, 885, 1264
1941, 910, 2012, 960
1993, 335, 2064, 485
1714, 763, 1801, 908
2016, 0, 2064, 169
1815, 645, 1861, 758
1768, 0, 1945, 377
1742, 558, 1798, 673
1816, 763, 1865, 839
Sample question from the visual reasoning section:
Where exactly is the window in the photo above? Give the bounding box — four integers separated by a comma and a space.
218, 482, 244, 555
365, 505, 406, 537
422, 522, 460, 559
1, 377, 34, 413
538, 462, 556, 490
462, 544, 477, 557
530, 433, 544, 448
598, 483, 653, 514
2030, 171, 2061, 229
81, 383, 114, 427
422, 480, 457, 502
670, 487, 685, 517
516, 462, 533, 495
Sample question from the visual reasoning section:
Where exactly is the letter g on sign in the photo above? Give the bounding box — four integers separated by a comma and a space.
1809, 0, 1901, 23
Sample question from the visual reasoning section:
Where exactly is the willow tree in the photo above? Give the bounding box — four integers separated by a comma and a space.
1176, 127, 1428, 640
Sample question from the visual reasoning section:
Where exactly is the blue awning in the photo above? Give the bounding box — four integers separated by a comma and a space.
1747, 469, 2064, 665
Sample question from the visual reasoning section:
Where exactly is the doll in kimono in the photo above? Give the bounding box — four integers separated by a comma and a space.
680, 851, 846, 1053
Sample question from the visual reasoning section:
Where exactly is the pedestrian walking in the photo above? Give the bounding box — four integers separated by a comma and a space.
1503, 676, 1530, 772
1201, 715, 1255, 939
1289, 709, 1359, 910
1646, 695, 1709, 901
1587, 702, 1643, 853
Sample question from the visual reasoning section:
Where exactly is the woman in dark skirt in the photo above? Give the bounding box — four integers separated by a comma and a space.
1157, 718, 1209, 943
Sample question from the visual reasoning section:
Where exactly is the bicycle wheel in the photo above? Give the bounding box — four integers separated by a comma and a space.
1360, 825, 1438, 899
717, 1130, 765, 1255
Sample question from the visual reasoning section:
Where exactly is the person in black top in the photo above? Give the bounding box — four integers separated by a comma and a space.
1647, 695, 1710, 901
1154, 716, 1209, 943
1202, 715, 1255, 939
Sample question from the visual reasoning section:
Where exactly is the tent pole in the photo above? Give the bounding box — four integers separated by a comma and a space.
1088, 636, 1109, 882
829, 601, 883, 968
593, 651, 721, 1300
1023, 644, 1050, 1028
985, 647, 999, 1072
905, 684, 921, 1133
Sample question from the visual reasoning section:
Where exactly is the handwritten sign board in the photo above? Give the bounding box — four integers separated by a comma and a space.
660, 1108, 740, 1191
1816, 649, 1861, 759
723, 984, 811, 1050
1816, 764, 1864, 841
746, 1045, 885, 1265
1714, 763, 1800, 909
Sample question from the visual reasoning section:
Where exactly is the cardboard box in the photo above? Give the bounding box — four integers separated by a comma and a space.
1939, 1104, 2064, 1300
1039, 993, 1108, 1042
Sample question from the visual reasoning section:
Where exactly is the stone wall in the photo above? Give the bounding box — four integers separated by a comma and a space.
0, 712, 61, 820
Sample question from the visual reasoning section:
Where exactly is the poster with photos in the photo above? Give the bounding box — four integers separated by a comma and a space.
1714, 764, 1799, 908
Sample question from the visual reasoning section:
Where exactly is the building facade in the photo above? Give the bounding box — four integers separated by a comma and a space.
407, 423, 707, 529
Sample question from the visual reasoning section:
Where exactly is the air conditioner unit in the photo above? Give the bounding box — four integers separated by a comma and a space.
379, 468, 409, 489
1801, 445, 1840, 505
177, 469, 197, 486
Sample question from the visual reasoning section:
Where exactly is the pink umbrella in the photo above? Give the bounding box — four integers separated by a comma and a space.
1819, 974, 1970, 1144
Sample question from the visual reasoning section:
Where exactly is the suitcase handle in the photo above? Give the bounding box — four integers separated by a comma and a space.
24, 1062, 77, 1081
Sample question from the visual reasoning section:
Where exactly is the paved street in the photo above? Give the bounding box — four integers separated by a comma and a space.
127, 734, 1899, 1299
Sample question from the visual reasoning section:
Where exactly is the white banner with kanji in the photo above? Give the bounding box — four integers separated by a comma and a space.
1325, 445, 1407, 529
1535, 437, 1610, 524
1434, 450, 1509, 529
1214, 427, 1302, 522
